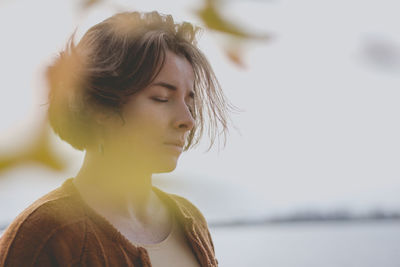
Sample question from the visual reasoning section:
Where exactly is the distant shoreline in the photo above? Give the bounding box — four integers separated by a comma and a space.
2, 214, 399, 232
209, 214, 400, 227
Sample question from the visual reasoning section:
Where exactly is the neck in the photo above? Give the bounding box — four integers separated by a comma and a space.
73, 149, 156, 219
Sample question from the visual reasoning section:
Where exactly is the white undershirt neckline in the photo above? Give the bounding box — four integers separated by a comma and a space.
135, 213, 176, 249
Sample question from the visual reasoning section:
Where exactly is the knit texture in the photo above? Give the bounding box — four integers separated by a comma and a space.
0, 178, 218, 267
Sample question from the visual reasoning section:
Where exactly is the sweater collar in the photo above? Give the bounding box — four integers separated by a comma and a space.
61, 177, 215, 267
62, 177, 196, 228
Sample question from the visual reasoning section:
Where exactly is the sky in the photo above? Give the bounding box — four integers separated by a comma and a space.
0, 0, 399, 223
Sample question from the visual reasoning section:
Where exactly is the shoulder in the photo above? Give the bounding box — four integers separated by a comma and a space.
169, 193, 208, 224
0, 180, 87, 266
153, 186, 214, 237
161, 190, 219, 265
152, 186, 208, 225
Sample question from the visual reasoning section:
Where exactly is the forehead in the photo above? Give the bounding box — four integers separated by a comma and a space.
154, 51, 195, 88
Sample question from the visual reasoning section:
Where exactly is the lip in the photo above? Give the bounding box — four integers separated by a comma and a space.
164, 140, 185, 147
164, 142, 184, 153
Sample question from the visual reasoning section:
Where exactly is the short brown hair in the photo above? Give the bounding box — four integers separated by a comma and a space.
47, 11, 232, 151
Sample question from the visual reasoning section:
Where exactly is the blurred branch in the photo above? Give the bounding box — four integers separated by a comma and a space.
0, 119, 66, 175
195, 0, 269, 40
0, 0, 272, 175
194, 0, 271, 66
80, 0, 103, 10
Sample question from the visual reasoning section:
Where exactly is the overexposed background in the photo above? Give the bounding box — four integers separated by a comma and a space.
1, 0, 399, 266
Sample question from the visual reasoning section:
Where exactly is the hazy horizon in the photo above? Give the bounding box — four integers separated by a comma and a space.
1, 0, 399, 223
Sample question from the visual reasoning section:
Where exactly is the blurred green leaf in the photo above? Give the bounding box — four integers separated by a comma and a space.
195, 0, 269, 40
0, 120, 66, 175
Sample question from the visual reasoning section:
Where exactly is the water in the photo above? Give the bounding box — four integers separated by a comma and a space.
209, 220, 400, 267
1, 220, 398, 266
1, 176, 399, 266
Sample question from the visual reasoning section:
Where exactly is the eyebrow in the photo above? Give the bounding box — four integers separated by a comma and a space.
153, 81, 195, 98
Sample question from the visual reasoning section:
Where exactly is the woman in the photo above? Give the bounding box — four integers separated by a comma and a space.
0, 11, 231, 266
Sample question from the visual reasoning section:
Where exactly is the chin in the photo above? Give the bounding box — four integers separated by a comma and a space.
152, 157, 179, 173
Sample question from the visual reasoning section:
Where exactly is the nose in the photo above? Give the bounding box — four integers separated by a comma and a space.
173, 101, 195, 132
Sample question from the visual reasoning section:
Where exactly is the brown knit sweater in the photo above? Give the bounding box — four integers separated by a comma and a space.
0, 178, 218, 267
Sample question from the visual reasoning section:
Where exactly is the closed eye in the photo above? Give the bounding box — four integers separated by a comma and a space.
152, 97, 195, 116
152, 97, 168, 102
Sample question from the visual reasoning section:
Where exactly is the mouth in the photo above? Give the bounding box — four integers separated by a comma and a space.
163, 141, 184, 153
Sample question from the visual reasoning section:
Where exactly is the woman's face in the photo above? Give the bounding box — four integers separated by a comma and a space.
103, 51, 195, 173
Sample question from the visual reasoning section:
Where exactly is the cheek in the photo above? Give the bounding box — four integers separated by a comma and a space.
116, 97, 173, 150
120, 109, 168, 145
